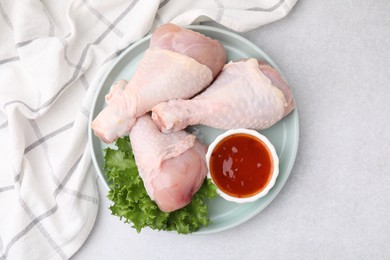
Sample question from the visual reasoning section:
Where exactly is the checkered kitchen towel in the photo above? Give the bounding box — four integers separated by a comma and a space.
0, 0, 297, 259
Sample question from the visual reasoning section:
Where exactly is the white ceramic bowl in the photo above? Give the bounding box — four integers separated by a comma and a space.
206, 128, 279, 203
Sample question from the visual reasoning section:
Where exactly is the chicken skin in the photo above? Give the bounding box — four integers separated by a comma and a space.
152, 58, 295, 133
130, 115, 207, 212
91, 24, 226, 143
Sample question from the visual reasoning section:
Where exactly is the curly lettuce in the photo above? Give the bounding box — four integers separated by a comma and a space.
104, 136, 217, 234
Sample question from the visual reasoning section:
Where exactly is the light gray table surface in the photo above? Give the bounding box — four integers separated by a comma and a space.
74, 1, 390, 259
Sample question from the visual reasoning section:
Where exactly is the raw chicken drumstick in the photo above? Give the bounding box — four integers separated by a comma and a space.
151, 58, 295, 133
130, 115, 207, 212
91, 23, 226, 143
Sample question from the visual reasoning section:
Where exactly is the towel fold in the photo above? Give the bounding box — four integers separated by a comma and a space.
0, 0, 296, 259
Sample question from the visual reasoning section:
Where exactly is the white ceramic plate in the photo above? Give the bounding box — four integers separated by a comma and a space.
88, 25, 299, 235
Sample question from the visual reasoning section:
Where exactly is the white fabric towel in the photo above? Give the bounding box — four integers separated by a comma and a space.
0, 0, 297, 259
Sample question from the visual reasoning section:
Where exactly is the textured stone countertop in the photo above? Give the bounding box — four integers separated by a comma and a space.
74, 1, 390, 259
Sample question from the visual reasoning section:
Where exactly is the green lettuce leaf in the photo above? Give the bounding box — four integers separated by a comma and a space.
104, 136, 217, 234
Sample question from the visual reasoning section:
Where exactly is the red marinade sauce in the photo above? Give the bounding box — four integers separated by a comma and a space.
209, 133, 273, 198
